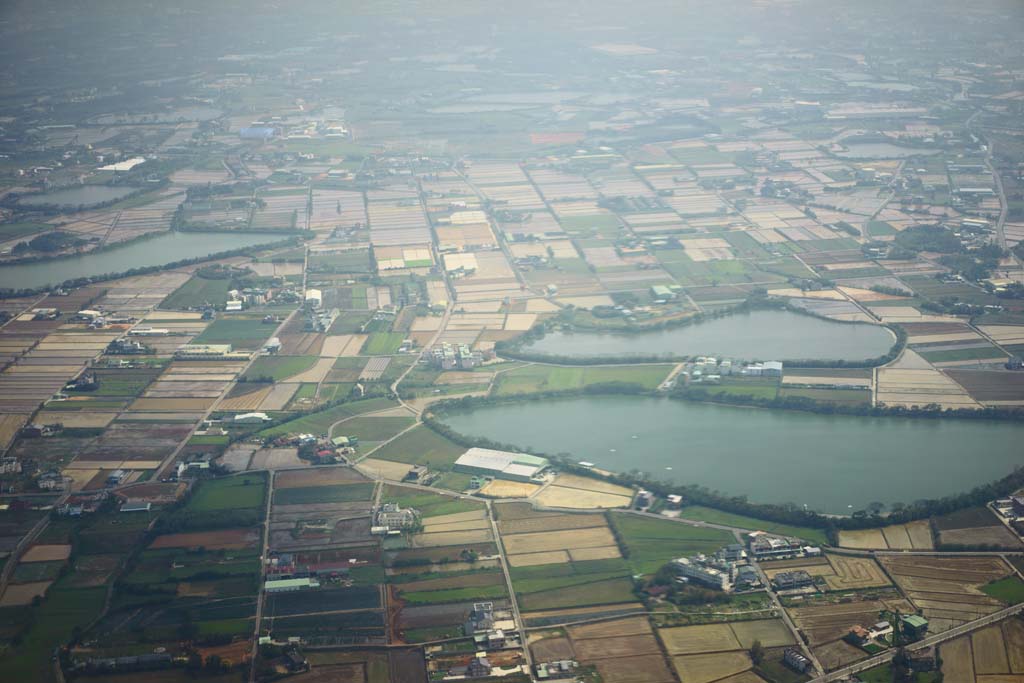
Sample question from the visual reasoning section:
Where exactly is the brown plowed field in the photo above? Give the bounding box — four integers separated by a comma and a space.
499, 513, 608, 535
150, 527, 258, 550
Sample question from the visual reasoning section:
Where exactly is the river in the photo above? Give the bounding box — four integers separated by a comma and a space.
442, 395, 1024, 513
520, 309, 894, 362
0, 231, 288, 290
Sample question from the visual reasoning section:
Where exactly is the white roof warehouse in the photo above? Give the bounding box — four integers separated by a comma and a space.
453, 448, 549, 482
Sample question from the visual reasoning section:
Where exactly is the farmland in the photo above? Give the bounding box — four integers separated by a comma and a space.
878, 555, 1015, 632
609, 512, 735, 575
5, 5, 1024, 680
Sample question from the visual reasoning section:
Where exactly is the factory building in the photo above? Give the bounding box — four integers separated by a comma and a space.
453, 448, 549, 482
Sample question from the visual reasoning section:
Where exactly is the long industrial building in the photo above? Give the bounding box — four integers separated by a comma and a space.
452, 448, 549, 482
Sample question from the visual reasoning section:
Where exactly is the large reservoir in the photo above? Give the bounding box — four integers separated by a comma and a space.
518, 310, 895, 362
0, 231, 287, 291
441, 395, 1024, 513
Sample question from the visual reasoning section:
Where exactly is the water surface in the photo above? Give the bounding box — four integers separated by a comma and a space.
0, 231, 286, 290
17, 186, 137, 208
443, 396, 1024, 513
521, 309, 894, 362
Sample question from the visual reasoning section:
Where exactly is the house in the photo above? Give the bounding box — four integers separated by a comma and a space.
783, 648, 812, 673
869, 621, 893, 639
719, 544, 747, 563
762, 361, 783, 377
284, 649, 309, 673
907, 647, 936, 671
846, 625, 871, 646
734, 565, 760, 589
120, 501, 152, 513
772, 570, 815, 591
464, 603, 495, 636
37, 471, 67, 490
0, 456, 21, 474
404, 465, 428, 483
106, 469, 127, 486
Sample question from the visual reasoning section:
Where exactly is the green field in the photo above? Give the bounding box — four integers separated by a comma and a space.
778, 387, 872, 406
258, 397, 397, 438
361, 332, 406, 355
369, 425, 467, 468
380, 485, 484, 518
188, 474, 267, 511
916, 345, 1005, 362
242, 355, 318, 381
400, 584, 508, 605
192, 316, 273, 349
0, 585, 106, 683
494, 363, 673, 395
980, 576, 1024, 604
517, 576, 636, 611
273, 483, 376, 505
609, 512, 735, 575
0, 221, 51, 240
161, 274, 231, 310
338, 415, 415, 443
676, 506, 829, 546
511, 558, 632, 596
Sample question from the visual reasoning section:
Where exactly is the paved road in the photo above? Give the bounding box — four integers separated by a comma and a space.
152, 306, 300, 481
249, 469, 276, 683
811, 602, 1024, 683
486, 499, 534, 673
968, 109, 1010, 251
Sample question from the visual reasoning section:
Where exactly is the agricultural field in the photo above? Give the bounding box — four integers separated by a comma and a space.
496, 504, 621, 567
242, 354, 319, 382
192, 315, 274, 349
762, 554, 890, 591
677, 506, 830, 546
659, 619, 796, 681
532, 473, 634, 509
939, 618, 1024, 683
878, 555, 1016, 632
493, 363, 674, 395
560, 616, 676, 683
608, 511, 735, 575
934, 507, 1022, 550
838, 520, 934, 550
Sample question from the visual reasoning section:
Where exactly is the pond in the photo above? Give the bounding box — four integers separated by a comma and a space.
519, 309, 895, 362
836, 143, 941, 159
0, 231, 288, 291
17, 185, 138, 208
441, 396, 1024, 513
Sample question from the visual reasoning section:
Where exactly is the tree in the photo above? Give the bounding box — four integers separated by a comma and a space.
749, 639, 765, 665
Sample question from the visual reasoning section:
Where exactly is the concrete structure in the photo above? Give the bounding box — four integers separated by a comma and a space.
772, 570, 815, 591
375, 503, 420, 530
265, 577, 319, 593
673, 555, 732, 591
784, 648, 812, 673
453, 448, 549, 482
748, 533, 804, 560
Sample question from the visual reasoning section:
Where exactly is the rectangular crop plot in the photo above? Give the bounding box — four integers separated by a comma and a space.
502, 526, 617, 556
659, 623, 742, 655
972, 624, 1010, 675
266, 585, 381, 617
672, 652, 752, 683
728, 619, 795, 648
273, 483, 375, 505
